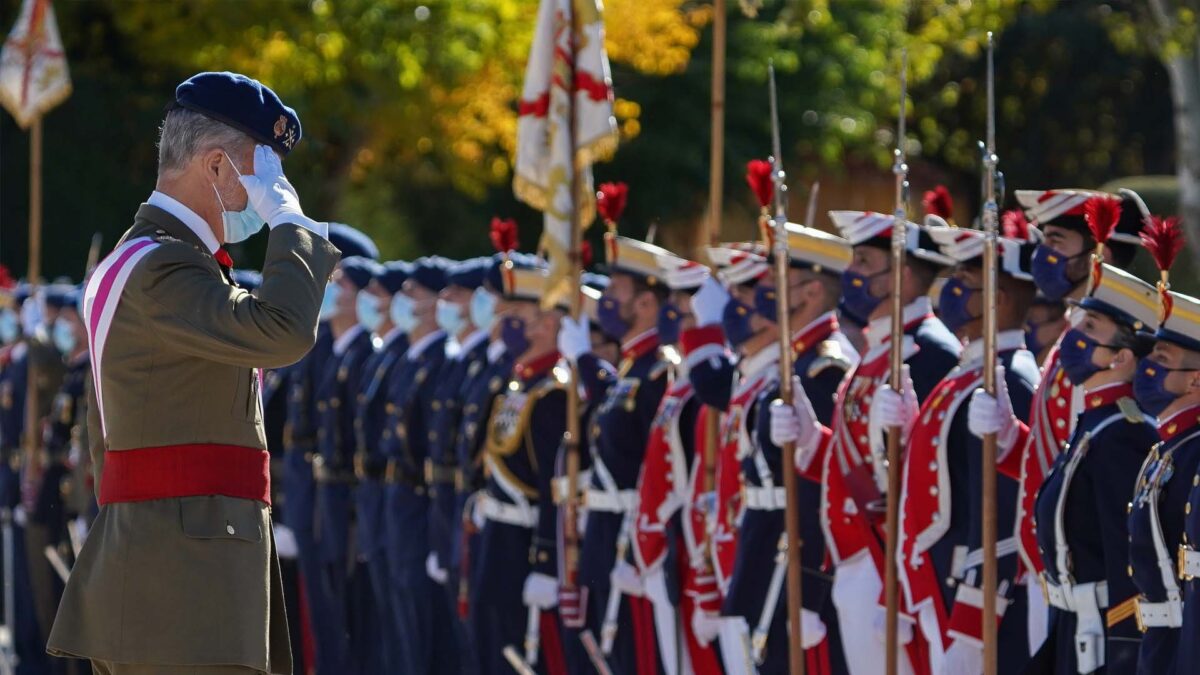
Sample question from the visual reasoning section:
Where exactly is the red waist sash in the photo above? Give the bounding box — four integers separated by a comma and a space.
99, 443, 271, 506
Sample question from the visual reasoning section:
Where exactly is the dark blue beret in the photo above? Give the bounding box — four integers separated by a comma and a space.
377, 261, 411, 294
341, 257, 382, 291
328, 223, 379, 261
231, 269, 262, 291
410, 257, 449, 293
483, 254, 504, 293
582, 272, 610, 292
447, 258, 488, 291
174, 72, 301, 155
44, 284, 76, 310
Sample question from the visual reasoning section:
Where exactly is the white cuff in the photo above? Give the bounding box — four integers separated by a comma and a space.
271, 214, 328, 240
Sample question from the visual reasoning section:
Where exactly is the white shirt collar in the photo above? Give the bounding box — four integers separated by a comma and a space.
487, 339, 507, 364
457, 329, 488, 358
407, 329, 446, 360
738, 342, 781, 378
380, 326, 407, 349
333, 325, 365, 356
147, 191, 220, 254
960, 329, 1026, 367
864, 296, 933, 351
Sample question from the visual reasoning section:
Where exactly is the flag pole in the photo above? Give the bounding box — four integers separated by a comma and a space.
23, 115, 44, 506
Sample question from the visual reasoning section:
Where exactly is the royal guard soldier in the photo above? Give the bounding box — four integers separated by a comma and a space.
864, 224, 1041, 674
382, 256, 458, 673
469, 257, 568, 674
628, 252, 718, 675
681, 243, 774, 673
1031, 258, 1160, 674
1127, 218, 1196, 674
426, 259, 492, 614
771, 209, 961, 675
973, 190, 1144, 656
557, 230, 671, 674
740, 223, 857, 675
349, 260, 410, 673
48, 71, 340, 674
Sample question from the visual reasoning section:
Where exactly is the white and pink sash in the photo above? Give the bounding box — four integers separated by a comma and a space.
82, 236, 160, 438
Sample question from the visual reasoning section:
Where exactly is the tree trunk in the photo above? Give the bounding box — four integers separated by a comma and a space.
1164, 42, 1200, 246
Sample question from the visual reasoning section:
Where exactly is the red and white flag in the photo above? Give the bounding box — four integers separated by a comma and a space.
0, 0, 71, 128
513, 0, 618, 307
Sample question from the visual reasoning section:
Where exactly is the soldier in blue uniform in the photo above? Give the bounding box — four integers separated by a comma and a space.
348, 260, 410, 673
313, 255, 381, 673
1130, 283, 1200, 675
558, 233, 672, 674
471, 258, 568, 674
382, 256, 456, 673
1033, 262, 1159, 675
727, 225, 857, 675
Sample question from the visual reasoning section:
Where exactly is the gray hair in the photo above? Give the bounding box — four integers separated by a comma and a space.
156, 108, 253, 178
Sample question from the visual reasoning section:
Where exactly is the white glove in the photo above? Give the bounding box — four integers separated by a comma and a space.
273, 524, 299, 559
691, 608, 722, 647
425, 551, 448, 584
770, 377, 823, 471
72, 516, 90, 547
557, 315, 592, 364
610, 559, 645, 597
238, 144, 327, 238
872, 606, 914, 645
799, 608, 828, 650
871, 364, 919, 446
691, 277, 730, 328
523, 572, 559, 609
940, 640, 984, 675
968, 365, 1020, 458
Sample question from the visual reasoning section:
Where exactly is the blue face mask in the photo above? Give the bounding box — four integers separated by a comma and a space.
53, 317, 76, 354
597, 296, 629, 341
0, 309, 18, 344
754, 285, 779, 323
722, 298, 756, 348
436, 299, 466, 335
500, 315, 530, 356
470, 288, 498, 333
1030, 245, 1085, 302
318, 283, 339, 322
840, 269, 886, 322
356, 291, 385, 333
213, 152, 265, 244
1058, 327, 1120, 386
938, 277, 981, 334
657, 303, 684, 346
390, 293, 418, 334
1133, 358, 1180, 418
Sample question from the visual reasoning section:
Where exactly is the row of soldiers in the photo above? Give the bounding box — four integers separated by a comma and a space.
5, 180, 1200, 675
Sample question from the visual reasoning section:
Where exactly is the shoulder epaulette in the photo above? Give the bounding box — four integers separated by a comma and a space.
1117, 397, 1144, 424
808, 339, 852, 379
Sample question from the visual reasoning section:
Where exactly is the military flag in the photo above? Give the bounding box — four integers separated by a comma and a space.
0, 0, 71, 128
513, 0, 618, 307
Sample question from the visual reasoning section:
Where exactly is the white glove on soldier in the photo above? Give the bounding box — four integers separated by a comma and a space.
691, 608, 722, 647
691, 277, 730, 328
425, 551, 448, 584
871, 364, 919, 446
557, 315, 591, 364
768, 377, 824, 471
610, 559, 645, 597
940, 640, 984, 675
273, 524, 299, 560
239, 144, 327, 238
523, 572, 559, 610
968, 365, 1021, 459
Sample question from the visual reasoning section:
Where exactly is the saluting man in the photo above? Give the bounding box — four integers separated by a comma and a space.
47, 72, 340, 675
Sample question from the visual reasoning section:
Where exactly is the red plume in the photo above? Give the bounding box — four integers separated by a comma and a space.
745, 160, 773, 209
922, 185, 954, 219
597, 182, 629, 224
1001, 209, 1031, 241
580, 241, 594, 269
1140, 215, 1185, 274
489, 217, 519, 253
0, 266, 13, 290
1083, 196, 1122, 246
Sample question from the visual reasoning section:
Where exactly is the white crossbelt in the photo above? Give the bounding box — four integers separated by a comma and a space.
586, 489, 637, 513
1041, 577, 1108, 613
1179, 547, 1200, 579
744, 486, 787, 511
1136, 597, 1182, 629
961, 537, 1019, 572
480, 494, 538, 528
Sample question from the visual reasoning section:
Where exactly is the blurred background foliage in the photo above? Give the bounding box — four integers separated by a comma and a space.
0, 0, 1191, 292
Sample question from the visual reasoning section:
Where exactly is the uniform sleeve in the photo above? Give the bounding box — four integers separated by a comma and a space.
682, 326, 734, 411
575, 353, 617, 403
133, 225, 339, 369
532, 388, 568, 576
